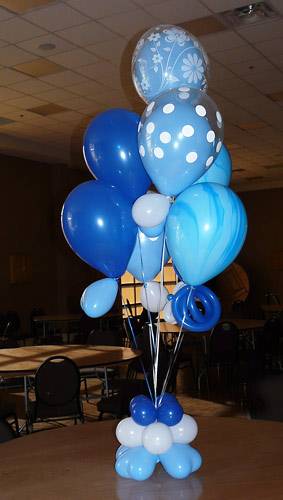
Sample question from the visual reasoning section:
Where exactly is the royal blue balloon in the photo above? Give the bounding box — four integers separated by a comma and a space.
80, 278, 118, 318
160, 443, 202, 479
138, 88, 224, 196
157, 392, 176, 406
130, 395, 157, 426
194, 144, 232, 186
132, 25, 208, 103
61, 180, 137, 278
83, 109, 151, 203
166, 183, 247, 285
127, 230, 169, 282
157, 398, 183, 426
172, 285, 221, 332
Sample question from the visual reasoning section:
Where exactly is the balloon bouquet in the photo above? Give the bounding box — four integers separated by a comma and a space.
61, 25, 248, 481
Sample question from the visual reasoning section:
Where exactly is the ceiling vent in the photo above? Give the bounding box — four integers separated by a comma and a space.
220, 2, 280, 27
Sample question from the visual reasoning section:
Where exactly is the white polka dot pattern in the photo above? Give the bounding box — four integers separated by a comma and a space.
146, 122, 155, 134
163, 103, 175, 114
216, 141, 222, 153
146, 101, 155, 116
186, 152, 198, 163
182, 125, 194, 137
139, 145, 145, 157
216, 111, 222, 124
195, 105, 206, 117
206, 156, 214, 167
160, 131, 171, 143
154, 147, 164, 159
207, 130, 215, 143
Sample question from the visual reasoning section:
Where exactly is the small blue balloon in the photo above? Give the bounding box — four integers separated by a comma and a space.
132, 25, 209, 103
115, 447, 157, 481
116, 445, 129, 460
194, 144, 232, 186
157, 398, 183, 426
166, 183, 247, 285
61, 180, 137, 278
157, 392, 176, 406
130, 395, 157, 426
160, 443, 202, 479
80, 278, 118, 318
140, 221, 165, 238
115, 448, 132, 479
127, 230, 169, 282
172, 285, 221, 332
83, 109, 151, 203
138, 89, 224, 196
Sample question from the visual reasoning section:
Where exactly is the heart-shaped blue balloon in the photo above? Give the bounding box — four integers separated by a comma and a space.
166, 183, 247, 286
61, 180, 137, 278
83, 109, 151, 203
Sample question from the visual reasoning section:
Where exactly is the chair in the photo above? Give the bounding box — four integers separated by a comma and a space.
26, 356, 84, 432
197, 321, 239, 395
260, 317, 283, 371
248, 372, 283, 421
0, 408, 20, 439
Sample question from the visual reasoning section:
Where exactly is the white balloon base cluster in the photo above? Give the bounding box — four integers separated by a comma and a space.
115, 394, 201, 481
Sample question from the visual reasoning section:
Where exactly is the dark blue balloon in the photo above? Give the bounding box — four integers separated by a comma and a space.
130, 395, 156, 426
83, 109, 151, 203
157, 395, 183, 426
172, 285, 221, 332
61, 180, 137, 278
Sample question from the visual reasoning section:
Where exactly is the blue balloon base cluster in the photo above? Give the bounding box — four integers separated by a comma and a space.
115, 393, 202, 481
115, 442, 202, 481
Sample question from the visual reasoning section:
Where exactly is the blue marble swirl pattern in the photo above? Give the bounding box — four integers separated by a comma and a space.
166, 182, 248, 286
132, 25, 209, 104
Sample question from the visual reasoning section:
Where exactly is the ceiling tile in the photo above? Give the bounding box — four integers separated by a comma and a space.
267, 91, 283, 102
0, 116, 15, 125
0, 45, 37, 66
228, 57, 276, 77
199, 30, 245, 54
13, 59, 65, 77
255, 38, 283, 57
77, 60, 119, 79
5, 95, 47, 109
9, 78, 54, 94
0, 40, 8, 48
57, 21, 116, 46
23, 3, 90, 31
87, 37, 127, 64
60, 96, 96, 111
0, 0, 56, 14
0, 17, 47, 43
180, 15, 226, 37
51, 110, 84, 122
236, 19, 283, 43
0, 6, 14, 19
66, 0, 136, 19
40, 70, 89, 87
47, 48, 99, 69
16, 34, 76, 56
0, 86, 24, 100
36, 87, 77, 102
0, 67, 29, 84
213, 44, 261, 65
99, 9, 157, 37
144, 0, 210, 24
67, 80, 107, 97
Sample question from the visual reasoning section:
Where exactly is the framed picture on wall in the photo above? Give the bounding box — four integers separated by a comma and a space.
9, 254, 32, 284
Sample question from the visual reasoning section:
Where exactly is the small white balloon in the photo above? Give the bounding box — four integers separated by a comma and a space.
173, 281, 185, 294
140, 281, 168, 312
142, 422, 173, 455
162, 301, 177, 324
170, 414, 198, 444
132, 193, 170, 228
116, 417, 144, 448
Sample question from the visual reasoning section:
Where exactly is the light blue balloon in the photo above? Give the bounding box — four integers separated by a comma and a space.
116, 445, 129, 459
127, 230, 169, 282
115, 447, 158, 481
194, 144, 232, 186
140, 221, 165, 238
132, 25, 208, 103
138, 88, 224, 196
160, 443, 202, 479
166, 183, 247, 286
80, 278, 118, 318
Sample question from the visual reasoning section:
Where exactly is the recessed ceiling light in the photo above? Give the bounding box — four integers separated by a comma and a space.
220, 2, 279, 27
38, 43, 56, 51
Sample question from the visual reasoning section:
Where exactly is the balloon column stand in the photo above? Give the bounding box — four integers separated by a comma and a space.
61, 23, 248, 483
115, 393, 201, 481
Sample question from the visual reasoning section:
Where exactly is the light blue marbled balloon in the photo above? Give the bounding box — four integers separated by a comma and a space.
80, 278, 118, 318
160, 443, 202, 479
166, 183, 248, 286
132, 25, 209, 103
115, 446, 158, 481
194, 143, 232, 186
127, 230, 169, 282
138, 88, 224, 196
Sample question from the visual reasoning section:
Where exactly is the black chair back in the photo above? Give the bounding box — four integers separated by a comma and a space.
209, 321, 239, 364
262, 317, 281, 357
35, 356, 81, 407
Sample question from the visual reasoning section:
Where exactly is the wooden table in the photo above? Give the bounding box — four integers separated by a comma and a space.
0, 345, 140, 413
0, 416, 283, 499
